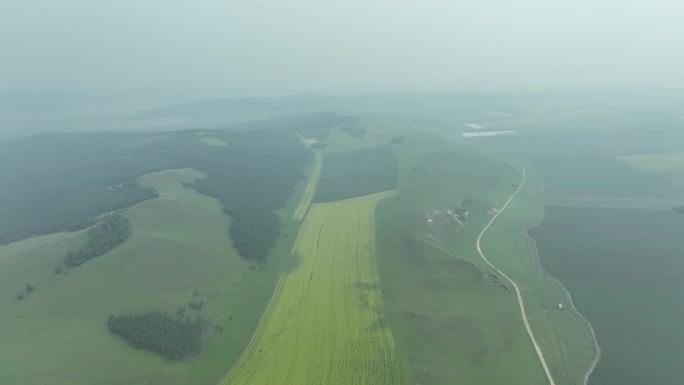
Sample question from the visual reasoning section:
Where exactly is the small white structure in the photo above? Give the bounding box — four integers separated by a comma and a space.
558, 303, 564, 310
462, 130, 519, 138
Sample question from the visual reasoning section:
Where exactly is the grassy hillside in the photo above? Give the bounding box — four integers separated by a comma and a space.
373, 130, 595, 385
0, 168, 303, 385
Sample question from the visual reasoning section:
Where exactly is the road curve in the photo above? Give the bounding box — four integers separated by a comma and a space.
475, 164, 556, 385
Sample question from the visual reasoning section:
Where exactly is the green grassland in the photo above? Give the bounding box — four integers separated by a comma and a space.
314, 145, 398, 202
373, 131, 596, 385
220, 191, 400, 385
467, 107, 684, 385
530, 206, 684, 385
0, 168, 302, 385
618, 152, 684, 176
0, 107, 630, 385
472, 165, 598, 385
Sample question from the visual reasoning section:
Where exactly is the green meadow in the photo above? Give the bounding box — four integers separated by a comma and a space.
6, 103, 669, 385
473, 107, 684, 385
374, 131, 596, 385
0, 168, 300, 385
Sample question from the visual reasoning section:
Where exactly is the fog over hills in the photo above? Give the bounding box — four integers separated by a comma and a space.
3, 1, 684, 95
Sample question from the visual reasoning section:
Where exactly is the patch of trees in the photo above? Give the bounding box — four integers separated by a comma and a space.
17, 283, 35, 300
673, 206, 684, 215
3, 184, 155, 245
226, 207, 279, 261
65, 213, 131, 267
108, 311, 206, 360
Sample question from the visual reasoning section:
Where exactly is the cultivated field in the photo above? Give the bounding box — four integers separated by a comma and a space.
531, 206, 684, 385
220, 190, 400, 385
292, 153, 322, 220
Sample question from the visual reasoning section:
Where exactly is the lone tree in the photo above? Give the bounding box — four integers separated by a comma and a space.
26, 284, 34, 293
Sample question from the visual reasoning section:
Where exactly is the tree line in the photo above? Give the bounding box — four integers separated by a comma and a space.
1, 124, 315, 262
65, 213, 131, 268
0, 132, 162, 245
190, 129, 312, 261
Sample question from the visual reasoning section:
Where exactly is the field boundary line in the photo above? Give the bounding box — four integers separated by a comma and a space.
293, 153, 322, 220
214, 216, 308, 385
214, 190, 397, 385
475, 163, 556, 385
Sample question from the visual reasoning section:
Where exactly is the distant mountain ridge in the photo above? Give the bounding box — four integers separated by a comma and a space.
130, 92, 533, 124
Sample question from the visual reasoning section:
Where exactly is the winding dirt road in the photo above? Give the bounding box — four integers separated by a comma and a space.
475, 164, 557, 385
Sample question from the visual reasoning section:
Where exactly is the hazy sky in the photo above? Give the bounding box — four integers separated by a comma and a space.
2, 0, 683, 95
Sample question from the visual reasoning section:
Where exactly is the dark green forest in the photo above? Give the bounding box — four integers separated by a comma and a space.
0, 133, 163, 244
108, 312, 206, 360
65, 213, 131, 268
191, 129, 312, 261
315, 145, 398, 202
0, 116, 318, 261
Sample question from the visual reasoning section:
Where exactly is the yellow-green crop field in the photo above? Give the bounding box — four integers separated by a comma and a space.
220, 190, 400, 385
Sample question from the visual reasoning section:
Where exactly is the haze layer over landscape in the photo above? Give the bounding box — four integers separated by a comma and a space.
1, 2, 684, 385
2, 0, 684, 95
